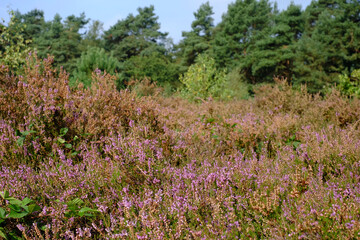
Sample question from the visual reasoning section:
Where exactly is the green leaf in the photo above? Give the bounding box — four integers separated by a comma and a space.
0, 190, 9, 199
60, 128, 68, 137
8, 198, 23, 206
26, 204, 40, 214
21, 130, 36, 136
7, 210, 28, 219
19, 197, 32, 207
57, 137, 65, 144
0, 208, 7, 218
15, 129, 22, 137
0, 228, 7, 239
8, 204, 22, 213
8, 231, 22, 240
293, 141, 301, 149
78, 207, 99, 217
40, 225, 47, 231
68, 198, 83, 206
65, 144, 72, 149
71, 151, 79, 156
16, 137, 25, 146
206, 118, 215, 124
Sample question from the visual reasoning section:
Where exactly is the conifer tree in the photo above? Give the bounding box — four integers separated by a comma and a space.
104, 6, 178, 86
210, 0, 275, 79
35, 13, 89, 72
71, 47, 120, 88
294, 0, 360, 92
104, 5, 167, 61
239, 3, 304, 83
13, 9, 45, 43
177, 2, 215, 68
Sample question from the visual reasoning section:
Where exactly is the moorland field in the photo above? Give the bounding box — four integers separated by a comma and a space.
2, 0, 360, 238
0, 55, 360, 239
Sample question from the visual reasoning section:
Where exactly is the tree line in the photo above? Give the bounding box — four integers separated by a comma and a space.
1, 0, 360, 94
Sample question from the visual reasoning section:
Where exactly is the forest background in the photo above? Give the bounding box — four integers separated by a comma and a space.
1, 0, 360, 97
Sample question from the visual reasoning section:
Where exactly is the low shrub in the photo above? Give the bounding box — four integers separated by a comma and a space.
179, 54, 230, 102
1, 56, 360, 239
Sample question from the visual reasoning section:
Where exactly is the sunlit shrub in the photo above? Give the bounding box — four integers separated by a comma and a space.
337, 69, 360, 98
0, 11, 32, 74
70, 46, 120, 88
225, 67, 250, 99
179, 54, 230, 102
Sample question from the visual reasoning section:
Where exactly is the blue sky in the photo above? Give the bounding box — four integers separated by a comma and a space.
1, 0, 312, 43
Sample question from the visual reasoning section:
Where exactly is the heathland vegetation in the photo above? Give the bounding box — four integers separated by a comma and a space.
1, 0, 360, 239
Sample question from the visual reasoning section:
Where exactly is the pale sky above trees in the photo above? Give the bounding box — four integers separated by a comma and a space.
1, 0, 311, 43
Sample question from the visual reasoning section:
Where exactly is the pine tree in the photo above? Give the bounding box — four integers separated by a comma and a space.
294, 0, 360, 93
71, 47, 120, 88
239, 3, 304, 83
177, 2, 214, 68
35, 13, 89, 72
210, 0, 275, 79
104, 6, 178, 86
13, 9, 45, 43
104, 5, 167, 61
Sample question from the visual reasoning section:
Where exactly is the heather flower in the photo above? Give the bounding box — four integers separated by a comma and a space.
1, 57, 360, 239
17, 224, 26, 232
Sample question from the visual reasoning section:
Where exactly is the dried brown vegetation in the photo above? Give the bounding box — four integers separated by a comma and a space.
1, 56, 360, 239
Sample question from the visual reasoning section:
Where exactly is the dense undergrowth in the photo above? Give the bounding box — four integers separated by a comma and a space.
1, 56, 360, 239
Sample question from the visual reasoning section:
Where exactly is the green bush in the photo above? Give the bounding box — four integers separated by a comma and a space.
118, 52, 180, 89
225, 68, 250, 100
70, 47, 120, 88
56, 198, 99, 218
0, 11, 32, 73
337, 69, 360, 98
0, 190, 40, 239
179, 54, 230, 102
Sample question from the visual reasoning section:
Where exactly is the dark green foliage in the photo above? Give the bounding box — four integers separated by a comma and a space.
177, 2, 214, 68
210, 0, 275, 73
104, 5, 168, 61
35, 13, 89, 72
71, 47, 120, 88
0, 191, 40, 219
293, 0, 360, 93
239, 3, 304, 83
13, 9, 45, 43
104, 5, 179, 87
3, 0, 360, 95
56, 198, 99, 218
119, 52, 179, 87
15, 125, 36, 147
